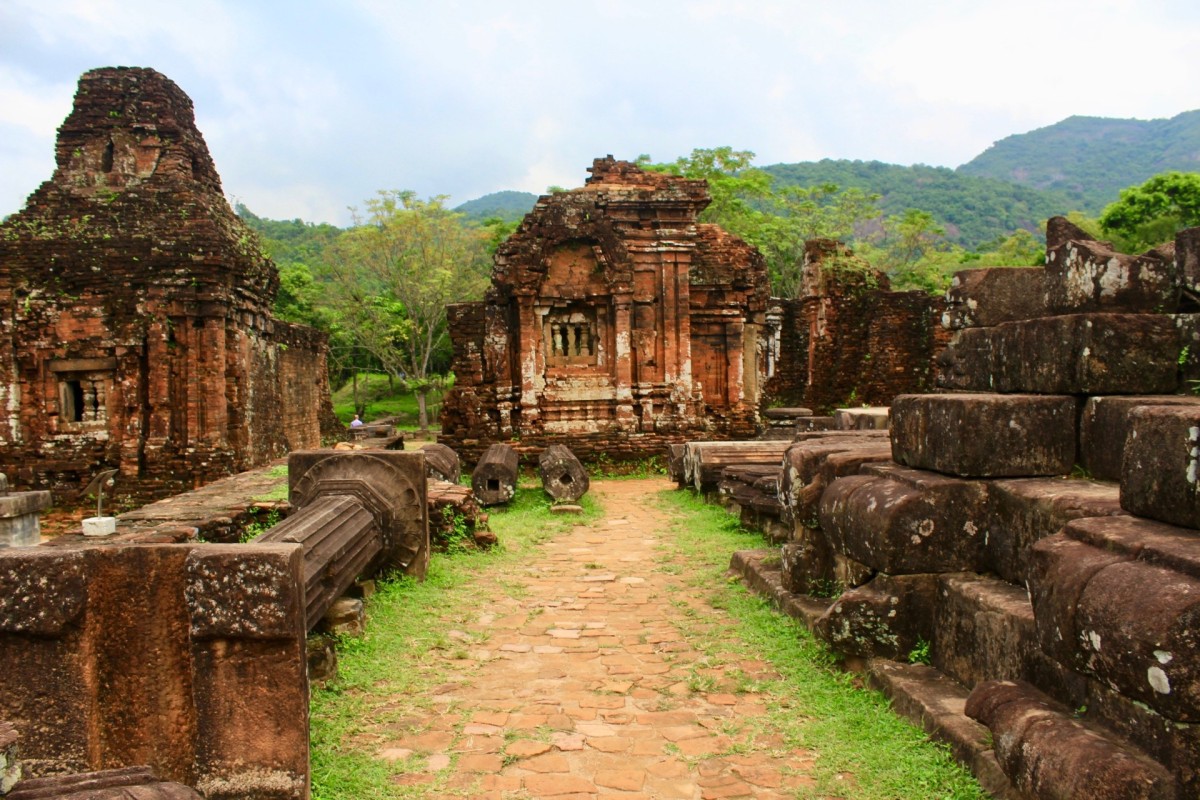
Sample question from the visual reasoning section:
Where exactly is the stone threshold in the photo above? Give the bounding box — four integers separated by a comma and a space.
728, 548, 1021, 800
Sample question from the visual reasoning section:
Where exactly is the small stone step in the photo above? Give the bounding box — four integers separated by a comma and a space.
936, 313, 1181, 395
967, 679, 1177, 800
867, 660, 1021, 800
932, 573, 1036, 689
813, 573, 937, 661
728, 549, 832, 628
986, 476, 1126, 584
891, 393, 1078, 478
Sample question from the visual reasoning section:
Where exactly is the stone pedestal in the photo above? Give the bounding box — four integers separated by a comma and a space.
0, 490, 51, 548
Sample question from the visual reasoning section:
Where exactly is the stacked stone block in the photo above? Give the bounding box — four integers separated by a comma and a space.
752, 219, 1200, 798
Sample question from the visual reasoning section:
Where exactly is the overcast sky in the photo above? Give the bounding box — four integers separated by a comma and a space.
3, 0, 1199, 225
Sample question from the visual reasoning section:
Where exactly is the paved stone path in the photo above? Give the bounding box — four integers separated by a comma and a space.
378, 477, 815, 799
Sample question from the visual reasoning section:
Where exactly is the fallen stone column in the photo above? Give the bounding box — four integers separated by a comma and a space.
472, 443, 519, 506
257, 495, 380, 631
420, 443, 461, 484
538, 444, 589, 503
263, 451, 429, 629
682, 441, 791, 493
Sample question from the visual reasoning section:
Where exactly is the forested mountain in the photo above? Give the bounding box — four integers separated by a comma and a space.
958, 111, 1200, 212
761, 160, 1074, 250
454, 190, 538, 222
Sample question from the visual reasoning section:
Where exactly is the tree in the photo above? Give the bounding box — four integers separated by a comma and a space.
640, 148, 880, 298
1100, 171, 1200, 252
322, 192, 491, 431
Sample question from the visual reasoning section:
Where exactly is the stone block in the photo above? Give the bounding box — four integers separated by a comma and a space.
931, 573, 1036, 689
934, 328, 994, 392
186, 545, 305, 640
779, 534, 833, 596
936, 315, 1181, 394
1080, 395, 1200, 481
1028, 533, 1133, 671
813, 573, 937, 660
966, 680, 1177, 800
321, 597, 365, 637
833, 407, 889, 430
942, 266, 1047, 329
307, 635, 338, 684
1075, 559, 1200, 722
891, 393, 1077, 478
985, 477, 1126, 585
1045, 232, 1179, 314
0, 549, 88, 635
1081, 670, 1200, 797
1178, 226, 1200, 294
819, 467, 989, 574
1031, 530, 1200, 722
778, 438, 892, 528
1121, 404, 1200, 528
1000, 314, 1180, 394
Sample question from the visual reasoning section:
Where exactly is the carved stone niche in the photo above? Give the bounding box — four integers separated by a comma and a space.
543, 304, 601, 368
49, 358, 116, 432
286, 450, 430, 579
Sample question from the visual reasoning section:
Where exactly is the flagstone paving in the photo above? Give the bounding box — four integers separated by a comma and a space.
374, 477, 817, 799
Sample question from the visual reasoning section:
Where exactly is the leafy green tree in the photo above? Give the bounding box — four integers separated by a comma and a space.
322, 192, 491, 430
1100, 171, 1200, 251
641, 148, 881, 298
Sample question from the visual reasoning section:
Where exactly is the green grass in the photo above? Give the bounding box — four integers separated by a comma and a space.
657, 489, 982, 800
308, 486, 600, 799
330, 371, 447, 430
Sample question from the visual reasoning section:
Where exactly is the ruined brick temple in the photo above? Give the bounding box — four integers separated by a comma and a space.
440, 157, 770, 460
0, 67, 338, 500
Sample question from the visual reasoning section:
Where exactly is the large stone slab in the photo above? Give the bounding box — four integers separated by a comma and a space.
819, 466, 989, 574
985, 477, 1126, 585
1081, 395, 1200, 481
966, 679, 1177, 800
942, 266, 1047, 330
1121, 404, 1200, 529
1030, 531, 1200, 723
1044, 226, 1179, 314
932, 573, 1036, 689
935, 314, 1181, 394
891, 393, 1078, 478
1063, 514, 1200, 580
813, 573, 937, 661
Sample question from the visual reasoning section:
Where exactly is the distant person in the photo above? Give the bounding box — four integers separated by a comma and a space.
350, 414, 364, 428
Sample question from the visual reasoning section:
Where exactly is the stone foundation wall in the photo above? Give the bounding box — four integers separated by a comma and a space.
764, 288, 948, 414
